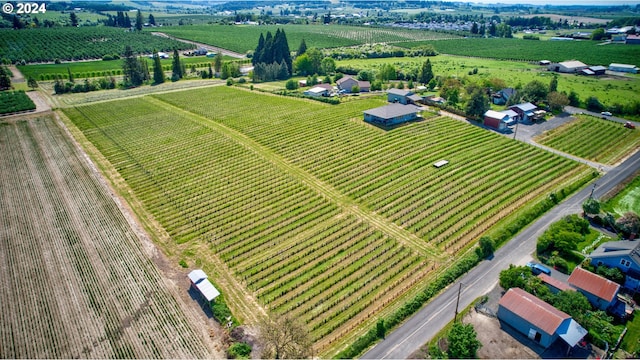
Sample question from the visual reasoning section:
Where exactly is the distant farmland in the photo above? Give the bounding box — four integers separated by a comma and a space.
63, 86, 591, 356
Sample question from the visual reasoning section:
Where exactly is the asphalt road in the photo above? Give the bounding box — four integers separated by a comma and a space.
363, 150, 640, 360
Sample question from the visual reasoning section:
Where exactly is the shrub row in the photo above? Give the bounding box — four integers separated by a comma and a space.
0, 91, 36, 114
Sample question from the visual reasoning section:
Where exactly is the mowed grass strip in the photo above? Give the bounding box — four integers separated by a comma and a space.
154, 86, 589, 255
535, 115, 640, 165
62, 97, 427, 350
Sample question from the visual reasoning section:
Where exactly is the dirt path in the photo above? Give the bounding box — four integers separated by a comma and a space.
8, 65, 24, 83
152, 32, 246, 59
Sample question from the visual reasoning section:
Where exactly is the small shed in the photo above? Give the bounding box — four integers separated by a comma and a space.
363, 103, 421, 126
498, 288, 587, 349
537, 273, 575, 294
434, 160, 449, 168
188, 269, 220, 303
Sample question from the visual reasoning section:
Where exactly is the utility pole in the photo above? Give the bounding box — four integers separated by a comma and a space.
513, 120, 519, 140
454, 282, 462, 322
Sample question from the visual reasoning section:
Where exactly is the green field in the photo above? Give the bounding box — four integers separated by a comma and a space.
535, 115, 640, 165
336, 56, 640, 111
155, 24, 461, 54
396, 38, 640, 67
63, 86, 590, 355
18, 55, 243, 80
0, 91, 36, 114
602, 175, 640, 217
0, 27, 193, 63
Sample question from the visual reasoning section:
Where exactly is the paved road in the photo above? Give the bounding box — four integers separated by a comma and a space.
363, 150, 640, 359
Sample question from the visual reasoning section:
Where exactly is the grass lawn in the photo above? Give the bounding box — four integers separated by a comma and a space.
620, 311, 640, 357
534, 115, 640, 165
336, 55, 640, 112
602, 175, 640, 217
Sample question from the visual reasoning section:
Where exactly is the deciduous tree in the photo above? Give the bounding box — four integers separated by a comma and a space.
258, 314, 311, 359
447, 322, 480, 359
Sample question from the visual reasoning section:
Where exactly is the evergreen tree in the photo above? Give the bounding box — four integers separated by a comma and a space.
549, 75, 558, 93
122, 45, 144, 87
278, 29, 292, 76
297, 39, 307, 56
152, 51, 165, 84
465, 88, 490, 119
419, 58, 434, 85
135, 10, 143, 31
171, 49, 183, 80
148, 14, 156, 26
208, 63, 214, 79
124, 13, 131, 28
70, 12, 79, 27
262, 31, 274, 64
253, 33, 265, 66
116, 11, 125, 27
67, 67, 74, 83
470, 22, 478, 34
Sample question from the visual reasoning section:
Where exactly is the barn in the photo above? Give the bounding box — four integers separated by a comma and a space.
550, 60, 588, 73
483, 110, 512, 132
304, 86, 329, 97
609, 63, 639, 74
363, 103, 421, 126
337, 75, 370, 93
188, 269, 220, 303
567, 267, 620, 311
509, 102, 538, 123
498, 288, 587, 349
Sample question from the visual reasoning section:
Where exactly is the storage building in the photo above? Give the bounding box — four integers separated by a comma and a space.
567, 267, 619, 311
363, 103, 421, 126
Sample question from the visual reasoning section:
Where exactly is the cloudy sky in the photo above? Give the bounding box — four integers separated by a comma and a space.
466, 0, 639, 4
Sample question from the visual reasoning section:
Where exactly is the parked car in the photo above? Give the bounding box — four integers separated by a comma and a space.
526, 262, 551, 275
624, 121, 636, 129
601, 111, 612, 116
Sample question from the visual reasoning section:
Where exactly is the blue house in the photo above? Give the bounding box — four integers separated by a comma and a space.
590, 240, 640, 291
363, 103, 421, 126
498, 288, 587, 349
492, 88, 517, 105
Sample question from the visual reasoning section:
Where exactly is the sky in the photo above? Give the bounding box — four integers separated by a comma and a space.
466, 0, 640, 4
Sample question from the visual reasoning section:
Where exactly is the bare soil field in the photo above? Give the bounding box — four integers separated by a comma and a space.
0, 115, 221, 358
520, 14, 610, 25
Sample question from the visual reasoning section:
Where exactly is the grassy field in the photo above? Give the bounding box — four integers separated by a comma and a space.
0, 115, 216, 358
155, 24, 461, 54
602, 175, 640, 217
336, 55, 640, 110
63, 86, 590, 356
534, 115, 640, 165
18, 55, 243, 80
396, 38, 640, 67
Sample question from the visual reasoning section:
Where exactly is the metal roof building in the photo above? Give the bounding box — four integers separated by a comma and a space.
568, 267, 620, 311
498, 288, 587, 349
363, 103, 422, 126
188, 269, 220, 302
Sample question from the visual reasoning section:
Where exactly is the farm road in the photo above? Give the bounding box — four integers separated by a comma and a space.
363, 149, 640, 359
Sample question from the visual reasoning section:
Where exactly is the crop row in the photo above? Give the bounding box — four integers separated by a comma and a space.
536, 115, 640, 165
155, 87, 583, 254
0, 117, 212, 358
0, 27, 193, 63
63, 97, 427, 342
0, 91, 36, 114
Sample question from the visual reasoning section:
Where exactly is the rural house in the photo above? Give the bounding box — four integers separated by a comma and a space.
509, 102, 538, 123
387, 88, 423, 105
492, 88, 517, 105
626, 34, 640, 44
363, 103, 421, 126
550, 60, 588, 73
567, 267, 620, 311
589, 240, 640, 292
188, 269, 220, 304
498, 288, 587, 349
483, 110, 514, 132
337, 76, 370, 93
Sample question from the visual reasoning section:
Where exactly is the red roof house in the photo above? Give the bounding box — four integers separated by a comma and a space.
568, 267, 620, 311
